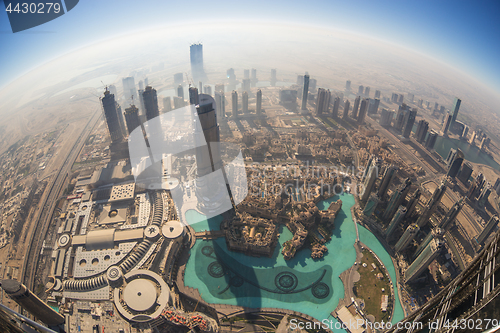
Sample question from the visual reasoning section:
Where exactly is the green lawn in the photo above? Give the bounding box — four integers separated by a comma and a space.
353, 249, 393, 323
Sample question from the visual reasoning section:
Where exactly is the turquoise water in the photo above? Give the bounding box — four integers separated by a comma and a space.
184, 194, 404, 329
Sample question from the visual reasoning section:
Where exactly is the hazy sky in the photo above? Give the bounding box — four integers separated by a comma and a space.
0, 0, 499, 95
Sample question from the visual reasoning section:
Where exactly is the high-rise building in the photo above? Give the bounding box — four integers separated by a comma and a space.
439, 197, 465, 230
232, 91, 238, 118
138, 80, 144, 91
405, 238, 445, 283
395, 223, 419, 253
242, 91, 249, 114
407, 93, 414, 103
177, 85, 184, 100
122, 76, 137, 102
163, 97, 172, 113
441, 113, 452, 135
494, 177, 500, 195
413, 227, 444, 260
379, 109, 394, 127
457, 162, 473, 184
384, 178, 412, 221
364, 86, 370, 97
315, 88, 331, 115
215, 84, 224, 93
256, 89, 262, 116
425, 130, 438, 150
416, 180, 447, 227
309, 78, 317, 91
244, 69, 250, 79
446, 148, 464, 178
358, 85, 364, 95
173, 96, 185, 109
398, 94, 404, 104
190, 43, 206, 82
345, 80, 351, 92
242, 79, 251, 92
406, 188, 421, 218
251, 68, 257, 87
124, 105, 141, 135
227, 68, 236, 90
476, 215, 499, 245
270, 69, 277, 86
450, 97, 461, 125
402, 108, 417, 138
214, 92, 226, 119
108, 84, 117, 97
142, 86, 159, 121
391, 93, 399, 103
189, 86, 199, 105
1, 279, 65, 328
357, 98, 368, 124
388, 227, 500, 332
352, 96, 360, 119
415, 119, 429, 143
361, 158, 379, 202
204, 85, 212, 96
174, 72, 183, 86
301, 74, 310, 111
343, 100, 350, 120
374, 90, 381, 99
363, 194, 379, 217
378, 165, 398, 200
367, 98, 380, 114
361, 155, 375, 183
478, 186, 492, 209
386, 205, 407, 240
395, 103, 410, 131
101, 89, 125, 144
195, 94, 221, 176
332, 97, 340, 118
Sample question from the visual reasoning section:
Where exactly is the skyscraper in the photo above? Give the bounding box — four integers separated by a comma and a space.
315, 88, 331, 115
439, 197, 465, 230
1, 279, 65, 328
215, 84, 224, 93
214, 92, 226, 119
363, 194, 379, 217
301, 74, 310, 111
405, 238, 445, 283
357, 98, 368, 124
374, 90, 381, 99
395, 223, 420, 253
476, 215, 499, 245
379, 109, 394, 127
364, 86, 370, 97
242, 91, 249, 114
204, 85, 212, 96
457, 162, 473, 184
360, 158, 379, 202
174, 72, 183, 86
477, 186, 492, 209
384, 178, 411, 221
244, 69, 250, 79
122, 76, 137, 102
343, 100, 350, 120
270, 69, 277, 86
242, 79, 251, 93
413, 227, 444, 260
406, 188, 421, 218
378, 165, 398, 200
441, 113, 452, 135
415, 119, 429, 143
416, 180, 446, 227
163, 97, 172, 113
345, 80, 351, 92
446, 148, 464, 178
425, 130, 438, 150
386, 206, 407, 241
124, 105, 141, 135
177, 85, 184, 100
402, 108, 417, 138
190, 43, 206, 82
142, 86, 159, 121
227, 68, 236, 90
358, 85, 364, 95
232, 91, 238, 118
352, 96, 360, 118
256, 89, 262, 116
101, 89, 125, 144
450, 97, 461, 124
332, 97, 340, 118
367, 98, 380, 114
251, 68, 258, 87
189, 86, 199, 105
